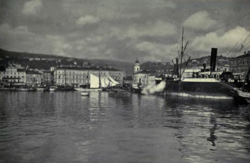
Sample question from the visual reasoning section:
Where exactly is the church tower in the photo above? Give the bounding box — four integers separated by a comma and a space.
134, 57, 140, 73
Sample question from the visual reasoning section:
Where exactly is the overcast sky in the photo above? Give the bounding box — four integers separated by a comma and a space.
0, 0, 250, 63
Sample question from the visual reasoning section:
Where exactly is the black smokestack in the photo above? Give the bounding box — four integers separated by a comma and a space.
210, 48, 217, 72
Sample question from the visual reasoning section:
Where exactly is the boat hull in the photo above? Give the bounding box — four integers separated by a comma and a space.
236, 89, 250, 103
163, 80, 237, 99
75, 88, 102, 92
81, 92, 90, 96
36, 88, 45, 91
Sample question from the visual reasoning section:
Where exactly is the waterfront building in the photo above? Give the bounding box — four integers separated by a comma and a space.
0, 66, 26, 87
26, 70, 43, 86
133, 70, 156, 88
132, 59, 158, 88
53, 67, 124, 86
230, 51, 250, 80
43, 70, 54, 85
134, 58, 140, 73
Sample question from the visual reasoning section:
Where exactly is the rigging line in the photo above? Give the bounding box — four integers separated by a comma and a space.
230, 32, 250, 57
239, 40, 250, 51
211, 11, 250, 32
168, 44, 178, 59
226, 31, 250, 57
243, 39, 250, 47
226, 32, 250, 57
168, 36, 181, 57
231, 44, 245, 58
173, 38, 185, 59
242, 42, 250, 50
168, 39, 182, 61
185, 11, 250, 40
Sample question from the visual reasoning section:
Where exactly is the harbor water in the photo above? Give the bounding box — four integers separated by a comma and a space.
0, 91, 249, 163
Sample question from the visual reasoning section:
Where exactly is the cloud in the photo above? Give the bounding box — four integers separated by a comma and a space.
22, 0, 42, 15
135, 41, 176, 61
1, 0, 250, 63
183, 11, 217, 31
0, 23, 45, 53
0, 23, 35, 42
145, 0, 176, 9
76, 15, 100, 26
46, 35, 73, 56
120, 21, 177, 40
0, 23, 72, 56
189, 26, 250, 54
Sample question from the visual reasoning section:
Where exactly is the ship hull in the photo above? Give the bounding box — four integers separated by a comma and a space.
163, 80, 237, 99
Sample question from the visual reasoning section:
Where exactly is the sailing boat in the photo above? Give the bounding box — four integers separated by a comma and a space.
75, 73, 119, 91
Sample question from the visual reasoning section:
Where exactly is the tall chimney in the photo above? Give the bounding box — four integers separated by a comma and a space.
210, 48, 217, 72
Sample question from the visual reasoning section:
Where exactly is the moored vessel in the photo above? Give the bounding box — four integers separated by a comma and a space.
49, 86, 57, 92
236, 89, 250, 103
162, 29, 237, 99
75, 73, 119, 92
80, 91, 90, 96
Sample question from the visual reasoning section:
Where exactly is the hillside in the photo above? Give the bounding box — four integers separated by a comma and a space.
0, 48, 134, 75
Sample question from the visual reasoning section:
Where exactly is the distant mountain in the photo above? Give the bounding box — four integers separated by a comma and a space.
0, 48, 231, 75
0, 48, 71, 59
90, 59, 134, 75
0, 48, 134, 75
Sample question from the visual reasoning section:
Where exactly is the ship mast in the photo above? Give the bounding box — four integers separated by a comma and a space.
99, 68, 101, 89
179, 27, 188, 79
64, 69, 66, 85
180, 27, 184, 79
87, 69, 90, 88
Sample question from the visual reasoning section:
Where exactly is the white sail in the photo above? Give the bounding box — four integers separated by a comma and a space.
100, 75, 109, 88
90, 74, 100, 88
106, 74, 119, 86
89, 74, 119, 88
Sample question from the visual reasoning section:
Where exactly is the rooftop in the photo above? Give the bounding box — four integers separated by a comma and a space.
56, 66, 121, 71
26, 70, 42, 74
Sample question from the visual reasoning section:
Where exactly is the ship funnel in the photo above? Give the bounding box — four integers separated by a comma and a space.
210, 48, 217, 72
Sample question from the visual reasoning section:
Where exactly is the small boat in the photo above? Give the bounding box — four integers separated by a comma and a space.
36, 87, 45, 91
75, 87, 102, 92
27, 87, 37, 91
18, 88, 28, 91
49, 86, 57, 92
56, 85, 75, 91
108, 89, 130, 98
236, 89, 250, 103
81, 92, 90, 96
36, 86, 47, 91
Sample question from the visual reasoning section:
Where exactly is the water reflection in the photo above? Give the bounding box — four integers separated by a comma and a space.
0, 92, 249, 163
207, 114, 217, 146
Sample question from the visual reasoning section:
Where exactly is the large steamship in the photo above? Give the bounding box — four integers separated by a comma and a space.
162, 31, 237, 99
